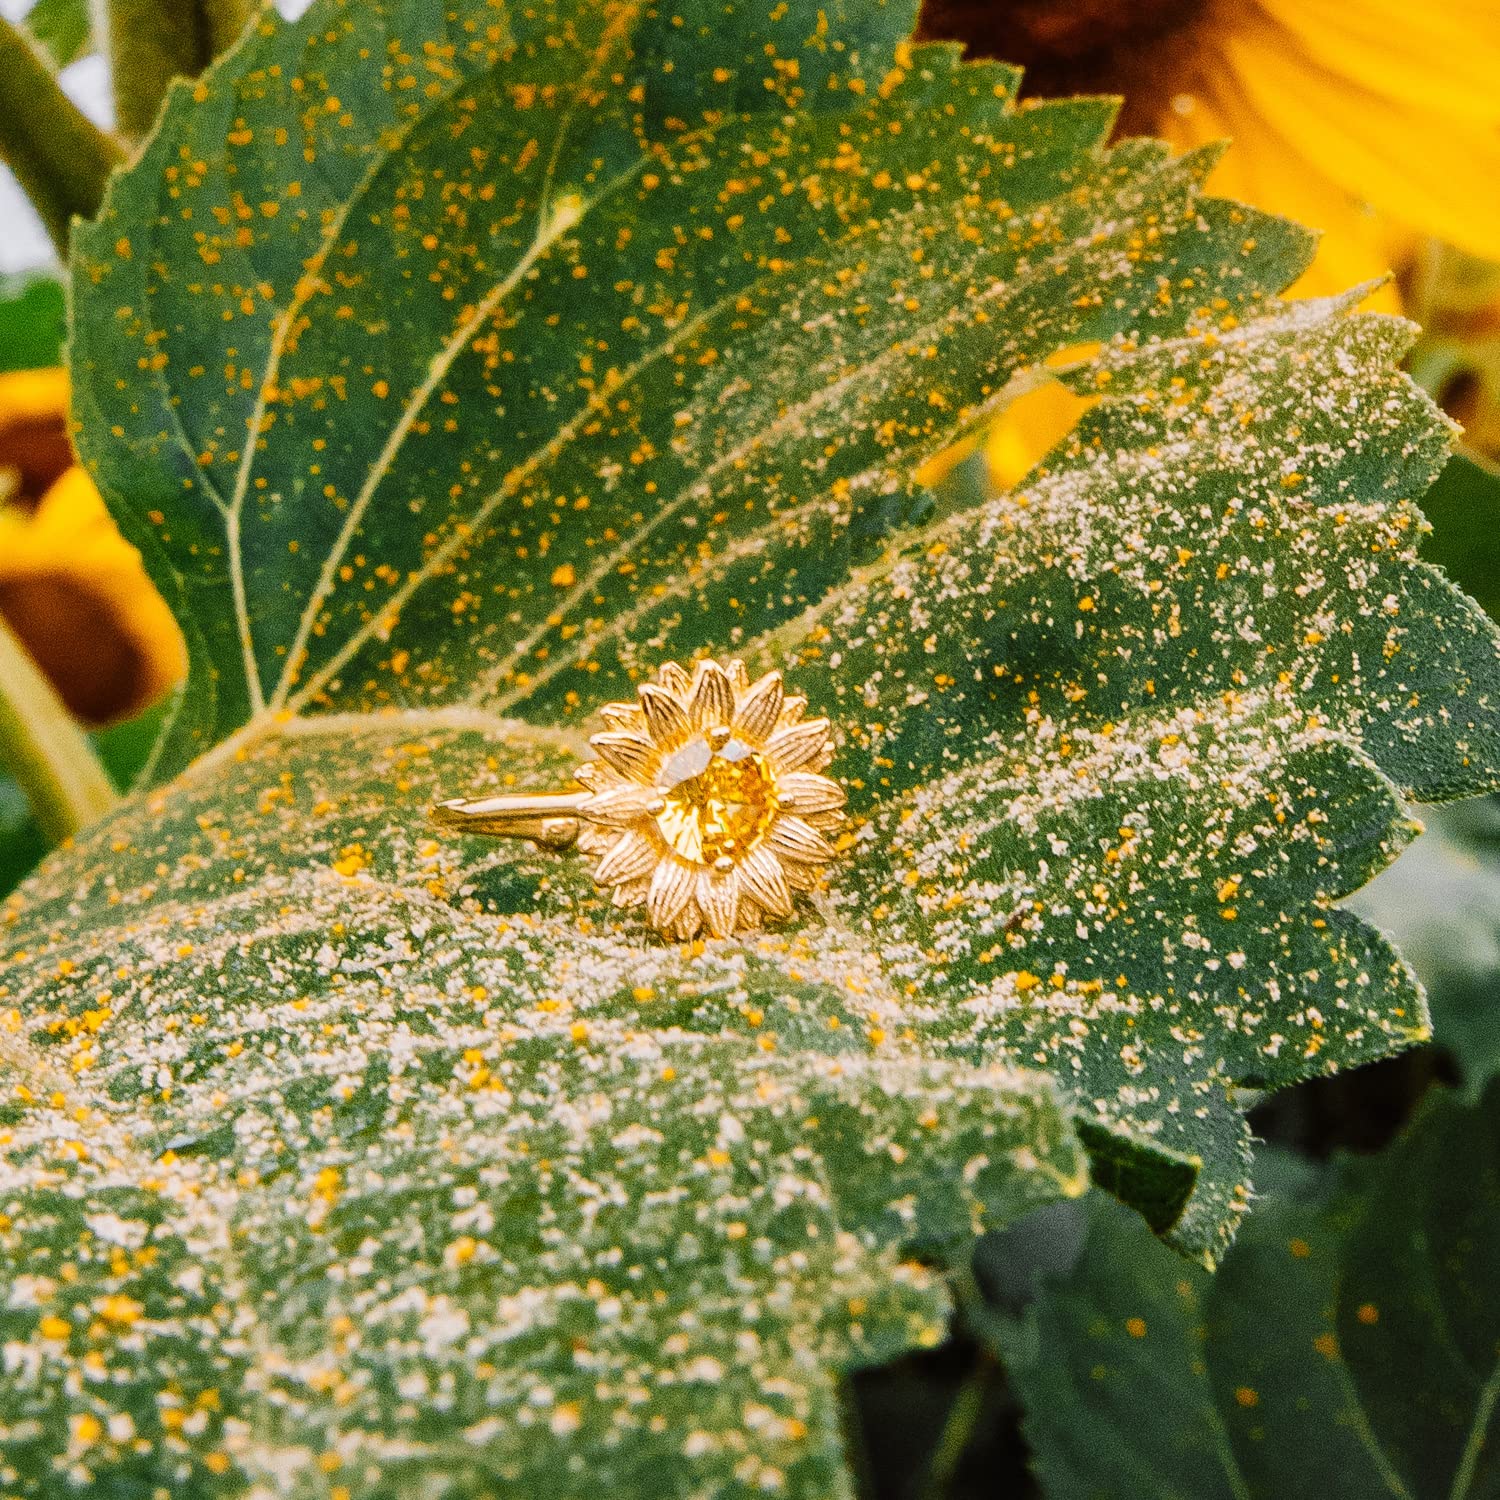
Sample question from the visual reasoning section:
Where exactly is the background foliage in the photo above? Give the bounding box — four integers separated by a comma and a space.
3, 0, 1500, 1495
1012, 1087, 1500, 1500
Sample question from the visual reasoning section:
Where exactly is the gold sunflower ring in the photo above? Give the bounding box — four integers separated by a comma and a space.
430, 658, 846, 940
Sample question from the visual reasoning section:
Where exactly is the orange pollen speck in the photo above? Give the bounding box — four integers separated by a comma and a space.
655, 734, 778, 863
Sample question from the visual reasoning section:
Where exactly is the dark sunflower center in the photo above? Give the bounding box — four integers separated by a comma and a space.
0, 411, 73, 504
918, 0, 1209, 107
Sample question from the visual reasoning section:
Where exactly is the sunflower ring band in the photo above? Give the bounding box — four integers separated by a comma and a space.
430, 658, 846, 941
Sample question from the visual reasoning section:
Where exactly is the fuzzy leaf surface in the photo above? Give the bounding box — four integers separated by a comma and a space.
0, 714, 1084, 1498
3, 0, 1498, 1491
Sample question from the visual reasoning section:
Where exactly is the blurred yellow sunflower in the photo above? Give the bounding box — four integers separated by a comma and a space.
0, 368, 185, 726
918, 0, 1500, 482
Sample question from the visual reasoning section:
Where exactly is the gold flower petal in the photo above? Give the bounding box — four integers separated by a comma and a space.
591, 730, 660, 780
639, 682, 692, 747
739, 845, 793, 919
732, 670, 785, 743
768, 815, 835, 866
698, 868, 740, 939
777, 771, 846, 817
656, 660, 692, 696
593, 829, 659, 886
599, 701, 647, 733
583, 784, 663, 826
765, 718, 833, 774
647, 857, 697, 932
688, 658, 735, 729
610, 880, 649, 909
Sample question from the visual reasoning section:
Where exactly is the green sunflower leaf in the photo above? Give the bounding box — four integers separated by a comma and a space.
0, 0, 1493, 1491
0, 715, 1084, 1496
1010, 1086, 1500, 1500
789, 298, 1494, 1253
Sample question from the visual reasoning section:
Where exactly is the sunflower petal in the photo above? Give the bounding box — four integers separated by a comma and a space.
697, 869, 740, 939
739, 845, 793, 918
639, 683, 692, 747
1221, 22, 1500, 261
766, 718, 832, 773
1149, 57, 1402, 310
593, 830, 659, 886
656, 661, 691, 696
769, 815, 834, 866
647, 857, 696, 931
733, 671, 785, 743
777, 771, 845, 817
985, 378, 1097, 493
1253, 0, 1500, 125
689, 659, 735, 730
590, 730, 659, 781
0, 465, 188, 724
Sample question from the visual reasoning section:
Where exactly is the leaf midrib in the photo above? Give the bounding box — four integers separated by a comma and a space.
132, 0, 464, 717
268, 0, 651, 715
472, 179, 1180, 716
262, 84, 1161, 721
125, 0, 646, 724
136, 15, 1167, 743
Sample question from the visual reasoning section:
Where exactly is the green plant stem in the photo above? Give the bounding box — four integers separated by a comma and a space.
106, 0, 255, 140
917, 1347, 996, 1500
0, 16, 123, 256
0, 616, 116, 845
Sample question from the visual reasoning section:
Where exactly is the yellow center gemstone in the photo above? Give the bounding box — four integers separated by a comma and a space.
655, 735, 778, 864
